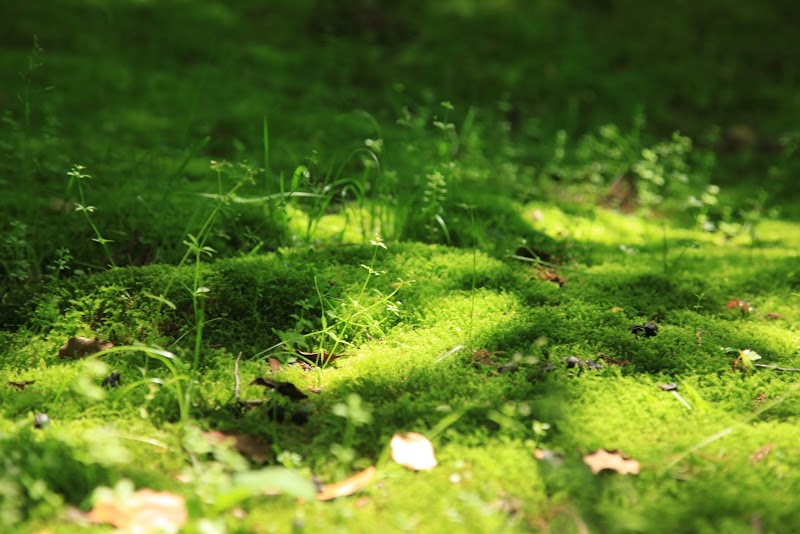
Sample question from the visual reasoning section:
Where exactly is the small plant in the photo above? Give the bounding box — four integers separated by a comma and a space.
331, 393, 373, 473
46, 247, 72, 279
66, 164, 117, 269
0, 220, 36, 285
301, 236, 405, 368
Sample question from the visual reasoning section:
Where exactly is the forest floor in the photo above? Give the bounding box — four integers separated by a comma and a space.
1, 1, 799, 532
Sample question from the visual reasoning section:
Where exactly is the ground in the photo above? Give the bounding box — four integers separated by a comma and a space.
1, 1, 799, 532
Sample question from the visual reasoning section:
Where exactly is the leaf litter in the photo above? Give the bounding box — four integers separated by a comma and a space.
58, 336, 113, 358
316, 466, 377, 501
582, 449, 640, 475
390, 432, 438, 471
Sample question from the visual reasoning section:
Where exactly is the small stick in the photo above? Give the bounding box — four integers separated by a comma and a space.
235, 352, 242, 402
670, 390, 692, 410
659, 383, 691, 410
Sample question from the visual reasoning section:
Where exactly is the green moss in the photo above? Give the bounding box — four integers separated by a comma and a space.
2, 1, 800, 531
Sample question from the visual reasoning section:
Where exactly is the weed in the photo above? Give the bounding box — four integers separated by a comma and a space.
0, 220, 36, 286
304, 236, 404, 369
46, 247, 72, 280
331, 393, 373, 473
66, 165, 117, 269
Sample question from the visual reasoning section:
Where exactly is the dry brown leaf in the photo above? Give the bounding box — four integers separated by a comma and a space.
390, 432, 437, 471
87, 488, 187, 533
536, 266, 566, 287
316, 466, 376, 501
6, 380, 35, 391
725, 299, 753, 314
58, 336, 113, 359
750, 443, 775, 463
268, 357, 281, 372
582, 449, 640, 475
250, 377, 308, 400
203, 430, 271, 463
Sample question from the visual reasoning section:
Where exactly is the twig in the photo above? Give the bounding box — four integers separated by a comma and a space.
755, 364, 800, 372
695, 329, 708, 345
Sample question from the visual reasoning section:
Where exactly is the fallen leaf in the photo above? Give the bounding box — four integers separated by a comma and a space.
471, 349, 502, 367
597, 354, 631, 366
750, 443, 775, 463
536, 266, 566, 286
390, 432, 437, 471
725, 299, 753, 314
765, 312, 783, 320
250, 378, 308, 400
88, 488, 187, 533
268, 357, 281, 372
582, 449, 640, 475
102, 372, 121, 388
316, 466, 376, 501
296, 349, 341, 366
58, 337, 113, 359
630, 322, 658, 337
6, 380, 35, 391
34, 413, 50, 428
307, 386, 322, 394
203, 430, 271, 463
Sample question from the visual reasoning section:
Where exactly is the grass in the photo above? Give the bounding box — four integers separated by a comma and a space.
1, 0, 799, 532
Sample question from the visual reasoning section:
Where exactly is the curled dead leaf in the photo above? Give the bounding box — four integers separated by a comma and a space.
88, 488, 187, 533
390, 432, 437, 471
6, 380, 35, 391
203, 430, 271, 464
316, 466, 376, 501
250, 378, 308, 400
582, 449, 640, 475
58, 337, 113, 359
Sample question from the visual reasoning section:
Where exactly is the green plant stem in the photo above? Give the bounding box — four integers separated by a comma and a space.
76, 180, 118, 269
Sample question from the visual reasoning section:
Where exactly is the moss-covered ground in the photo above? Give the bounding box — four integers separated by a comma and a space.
1, 1, 799, 532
